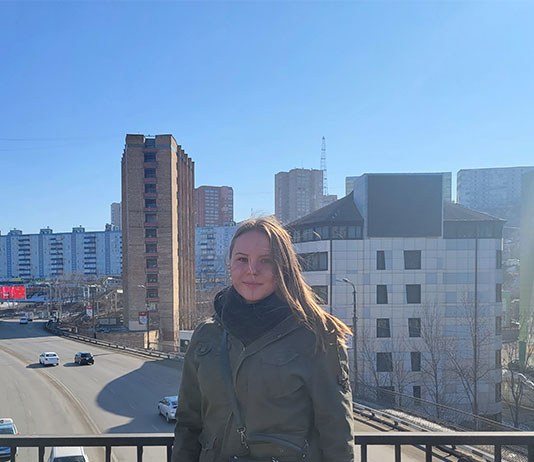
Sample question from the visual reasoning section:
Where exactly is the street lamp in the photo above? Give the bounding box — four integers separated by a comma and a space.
137, 284, 150, 350
339, 277, 358, 395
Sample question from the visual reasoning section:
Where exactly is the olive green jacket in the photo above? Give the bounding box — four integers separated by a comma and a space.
172, 315, 354, 462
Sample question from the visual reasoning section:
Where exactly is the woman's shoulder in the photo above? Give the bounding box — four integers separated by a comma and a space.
189, 316, 223, 343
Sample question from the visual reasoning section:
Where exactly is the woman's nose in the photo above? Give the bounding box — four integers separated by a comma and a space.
247, 260, 258, 274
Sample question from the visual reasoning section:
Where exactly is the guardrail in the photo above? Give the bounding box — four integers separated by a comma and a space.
1, 432, 533, 462
356, 431, 534, 462
44, 322, 185, 362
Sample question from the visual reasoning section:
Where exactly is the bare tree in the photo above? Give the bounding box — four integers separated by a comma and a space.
501, 318, 534, 428
447, 291, 495, 425
419, 301, 453, 418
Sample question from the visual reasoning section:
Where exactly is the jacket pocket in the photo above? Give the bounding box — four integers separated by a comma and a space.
261, 350, 303, 398
198, 432, 217, 462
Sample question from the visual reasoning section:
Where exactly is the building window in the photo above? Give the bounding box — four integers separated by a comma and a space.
311, 285, 328, 304
411, 352, 421, 371
495, 349, 501, 368
145, 199, 156, 209
146, 244, 157, 254
376, 352, 393, 372
145, 213, 157, 223
298, 252, 328, 271
376, 318, 391, 338
496, 316, 502, 335
144, 168, 156, 178
144, 152, 156, 162
376, 250, 386, 270
147, 274, 158, 284
495, 382, 502, 402
413, 385, 421, 400
377, 285, 388, 304
147, 288, 158, 298
496, 250, 502, 269
145, 228, 157, 239
406, 284, 421, 304
408, 318, 421, 337
145, 183, 157, 194
496, 283, 502, 303
404, 250, 421, 270
146, 258, 158, 269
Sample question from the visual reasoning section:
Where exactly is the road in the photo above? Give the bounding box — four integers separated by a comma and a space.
1, 318, 429, 462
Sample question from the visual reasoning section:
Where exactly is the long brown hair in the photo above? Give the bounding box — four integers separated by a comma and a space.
229, 216, 351, 350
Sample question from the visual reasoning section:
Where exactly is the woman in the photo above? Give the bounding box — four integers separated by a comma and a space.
172, 217, 354, 462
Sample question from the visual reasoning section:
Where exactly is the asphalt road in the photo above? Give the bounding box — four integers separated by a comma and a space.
0, 317, 428, 462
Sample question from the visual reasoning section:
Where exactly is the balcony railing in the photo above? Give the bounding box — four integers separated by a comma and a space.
2, 432, 534, 462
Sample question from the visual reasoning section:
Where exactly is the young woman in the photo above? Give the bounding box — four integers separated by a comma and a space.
172, 217, 354, 462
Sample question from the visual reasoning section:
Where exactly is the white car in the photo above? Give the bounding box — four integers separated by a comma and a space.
0, 418, 18, 460
39, 352, 60, 367
19, 317, 28, 324
48, 446, 89, 462
157, 395, 178, 422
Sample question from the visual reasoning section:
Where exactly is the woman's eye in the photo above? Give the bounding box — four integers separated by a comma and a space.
237, 257, 248, 263
261, 258, 273, 264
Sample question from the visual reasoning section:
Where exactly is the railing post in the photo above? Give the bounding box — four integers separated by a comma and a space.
10, 447, 15, 462
395, 444, 401, 462
528, 444, 534, 462
361, 444, 367, 462
137, 445, 143, 462
494, 444, 501, 462
167, 444, 173, 462
106, 445, 112, 462
39, 446, 45, 462
426, 444, 432, 462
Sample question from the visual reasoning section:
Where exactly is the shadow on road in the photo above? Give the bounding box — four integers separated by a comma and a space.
26, 363, 44, 369
96, 358, 182, 433
0, 319, 53, 340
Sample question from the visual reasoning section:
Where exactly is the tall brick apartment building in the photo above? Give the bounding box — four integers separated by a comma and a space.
121, 134, 195, 351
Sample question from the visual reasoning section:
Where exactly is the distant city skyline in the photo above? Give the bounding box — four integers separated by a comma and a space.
2, 1, 534, 234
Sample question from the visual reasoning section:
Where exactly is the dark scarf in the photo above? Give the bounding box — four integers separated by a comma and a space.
214, 286, 294, 346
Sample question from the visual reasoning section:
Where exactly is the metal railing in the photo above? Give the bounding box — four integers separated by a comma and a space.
356, 432, 534, 462
2, 432, 534, 462
0, 434, 174, 462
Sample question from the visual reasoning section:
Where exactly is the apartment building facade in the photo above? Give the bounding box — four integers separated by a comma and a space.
194, 185, 234, 227
195, 223, 237, 291
289, 173, 504, 419
0, 227, 122, 280
457, 166, 534, 226
121, 134, 195, 349
275, 168, 331, 224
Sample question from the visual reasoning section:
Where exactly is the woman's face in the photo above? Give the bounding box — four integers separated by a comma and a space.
230, 230, 276, 303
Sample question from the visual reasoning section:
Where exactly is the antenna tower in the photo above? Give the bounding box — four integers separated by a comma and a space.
320, 136, 328, 195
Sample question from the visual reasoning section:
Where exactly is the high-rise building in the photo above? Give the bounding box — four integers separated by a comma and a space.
194, 186, 234, 226
457, 167, 534, 226
110, 202, 122, 230
121, 134, 195, 350
289, 173, 504, 420
275, 168, 325, 224
195, 223, 237, 291
0, 226, 122, 280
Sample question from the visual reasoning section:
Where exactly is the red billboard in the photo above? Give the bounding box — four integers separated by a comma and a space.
0, 286, 26, 300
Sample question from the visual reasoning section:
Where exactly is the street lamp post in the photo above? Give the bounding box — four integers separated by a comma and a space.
341, 277, 358, 395
137, 284, 150, 350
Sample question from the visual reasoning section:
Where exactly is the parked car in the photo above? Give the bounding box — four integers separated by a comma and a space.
0, 418, 19, 461
157, 395, 178, 422
74, 352, 94, 365
48, 446, 89, 462
19, 317, 28, 324
39, 352, 60, 366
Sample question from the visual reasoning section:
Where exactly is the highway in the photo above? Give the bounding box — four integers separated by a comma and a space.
1, 318, 428, 462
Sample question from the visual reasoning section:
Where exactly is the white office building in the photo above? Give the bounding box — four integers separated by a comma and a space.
289, 173, 504, 420
0, 227, 122, 280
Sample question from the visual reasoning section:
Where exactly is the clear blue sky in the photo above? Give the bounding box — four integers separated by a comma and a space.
1, 1, 533, 235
